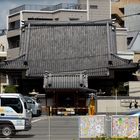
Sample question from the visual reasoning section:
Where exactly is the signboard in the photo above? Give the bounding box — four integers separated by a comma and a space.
112, 115, 139, 138
79, 116, 105, 138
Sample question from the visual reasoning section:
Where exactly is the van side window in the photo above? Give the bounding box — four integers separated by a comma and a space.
1, 98, 23, 113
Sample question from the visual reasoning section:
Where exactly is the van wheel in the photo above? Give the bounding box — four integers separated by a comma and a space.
1, 125, 15, 137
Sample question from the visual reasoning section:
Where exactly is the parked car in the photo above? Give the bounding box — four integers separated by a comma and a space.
24, 96, 42, 117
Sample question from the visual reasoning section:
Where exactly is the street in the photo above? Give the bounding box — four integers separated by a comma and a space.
0, 115, 49, 140
0, 115, 139, 140
0, 114, 79, 140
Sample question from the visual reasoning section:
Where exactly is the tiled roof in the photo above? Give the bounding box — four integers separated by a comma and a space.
0, 21, 137, 77
21, 21, 115, 77
0, 55, 27, 70
110, 53, 137, 69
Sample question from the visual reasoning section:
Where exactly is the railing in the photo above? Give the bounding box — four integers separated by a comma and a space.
9, 3, 86, 15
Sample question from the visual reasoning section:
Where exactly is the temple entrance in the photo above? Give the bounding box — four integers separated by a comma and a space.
58, 94, 74, 107
45, 89, 96, 115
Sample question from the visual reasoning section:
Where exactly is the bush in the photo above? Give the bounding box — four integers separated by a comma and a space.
4, 85, 17, 93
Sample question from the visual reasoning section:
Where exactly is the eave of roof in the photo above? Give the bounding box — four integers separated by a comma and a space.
0, 54, 28, 71
109, 53, 137, 70
45, 87, 97, 93
24, 19, 113, 27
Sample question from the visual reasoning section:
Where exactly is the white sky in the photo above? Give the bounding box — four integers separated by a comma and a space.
0, 0, 77, 29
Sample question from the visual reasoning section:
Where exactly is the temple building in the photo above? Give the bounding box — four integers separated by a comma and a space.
0, 20, 137, 115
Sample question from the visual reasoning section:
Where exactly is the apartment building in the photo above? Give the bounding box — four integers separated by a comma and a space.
0, 30, 8, 93
125, 4, 140, 32
111, 0, 140, 28
111, 0, 140, 63
7, 0, 111, 60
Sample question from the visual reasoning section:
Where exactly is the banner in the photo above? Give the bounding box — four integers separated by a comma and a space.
112, 115, 139, 138
79, 115, 105, 138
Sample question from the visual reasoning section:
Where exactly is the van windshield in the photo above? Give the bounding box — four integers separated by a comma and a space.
1, 97, 23, 113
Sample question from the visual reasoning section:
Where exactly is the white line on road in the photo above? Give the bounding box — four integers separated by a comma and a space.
31, 116, 47, 123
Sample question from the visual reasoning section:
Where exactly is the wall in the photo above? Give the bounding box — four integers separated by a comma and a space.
97, 96, 140, 114
125, 4, 140, 31
0, 34, 8, 93
116, 28, 128, 52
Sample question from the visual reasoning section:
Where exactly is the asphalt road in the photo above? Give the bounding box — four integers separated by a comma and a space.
1, 115, 140, 140
0, 115, 49, 140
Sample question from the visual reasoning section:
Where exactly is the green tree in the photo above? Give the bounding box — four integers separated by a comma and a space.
111, 82, 128, 96
4, 85, 17, 93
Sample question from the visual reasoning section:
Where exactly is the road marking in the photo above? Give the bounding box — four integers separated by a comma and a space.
32, 116, 47, 123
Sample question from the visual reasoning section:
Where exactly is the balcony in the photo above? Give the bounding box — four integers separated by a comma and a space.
0, 51, 7, 58
7, 28, 20, 38
9, 3, 86, 15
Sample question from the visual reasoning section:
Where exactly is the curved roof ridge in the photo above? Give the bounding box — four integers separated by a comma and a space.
111, 53, 131, 63
0, 54, 27, 70
4, 54, 26, 63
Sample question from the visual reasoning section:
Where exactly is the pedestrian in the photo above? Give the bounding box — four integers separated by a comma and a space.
134, 101, 138, 108
129, 102, 132, 109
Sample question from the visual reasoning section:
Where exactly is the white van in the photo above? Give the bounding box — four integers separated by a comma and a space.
24, 96, 42, 117
0, 93, 32, 137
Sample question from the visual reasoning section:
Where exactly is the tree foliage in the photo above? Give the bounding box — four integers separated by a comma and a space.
4, 85, 17, 93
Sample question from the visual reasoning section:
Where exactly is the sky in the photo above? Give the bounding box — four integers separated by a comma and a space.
0, 0, 77, 29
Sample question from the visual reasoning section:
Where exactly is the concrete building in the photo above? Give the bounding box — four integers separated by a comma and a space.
111, 0, 140, 68
97, 96, 140, 114
111, 0, 140, 28
0, 30, 8, 93
125, 4, 140, 32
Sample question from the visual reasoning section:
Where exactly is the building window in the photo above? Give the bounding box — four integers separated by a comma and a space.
119, 8, 124, 14
90, 5, 98, 9
28, 18, 53, 21
127, 37, 133, 46
111, 0, 120, 2
69, 18, 79, 21
8, 35, 20, 49
54, 18, 59, 21
9, 20, 20, 30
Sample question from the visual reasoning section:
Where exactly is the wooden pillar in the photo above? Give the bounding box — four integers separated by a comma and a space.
75, 91, 79, 115
45, 93, 48, 115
